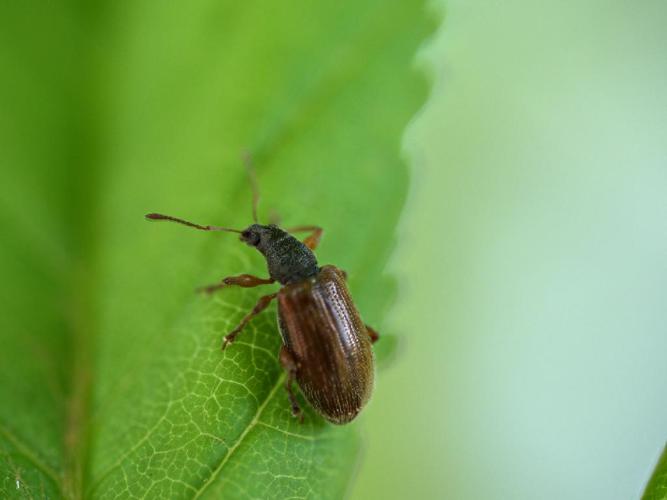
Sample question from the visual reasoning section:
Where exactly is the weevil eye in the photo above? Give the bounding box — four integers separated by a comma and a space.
241, 230, 260, 246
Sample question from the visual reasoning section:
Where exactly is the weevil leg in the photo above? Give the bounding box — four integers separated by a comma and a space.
365, 324, 379, 344
222, 292, 278, 350
197, 274, 274, 294
279, 346, 303, 422
285, 225, 324, 251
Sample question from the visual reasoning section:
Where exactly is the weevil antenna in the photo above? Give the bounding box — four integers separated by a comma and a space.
243, 151, 260, 224
145, 213, 243, 233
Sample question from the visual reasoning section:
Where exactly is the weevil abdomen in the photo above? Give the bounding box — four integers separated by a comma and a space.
277, 265, 375, 424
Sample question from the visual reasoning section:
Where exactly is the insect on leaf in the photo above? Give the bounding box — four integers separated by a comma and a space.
0, 1, 436, 498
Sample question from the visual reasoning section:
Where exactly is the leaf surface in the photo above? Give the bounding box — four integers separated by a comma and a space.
0, 1, 435, 498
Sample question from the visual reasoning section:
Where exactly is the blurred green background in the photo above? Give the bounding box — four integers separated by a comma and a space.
1, 0, 666, 498
353, 1, 667, 499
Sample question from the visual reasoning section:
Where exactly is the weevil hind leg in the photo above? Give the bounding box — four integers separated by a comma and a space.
279, 346, 304, 422
366, 324, 379, 344
222, 292, 277, 350
198, 274, 274, 294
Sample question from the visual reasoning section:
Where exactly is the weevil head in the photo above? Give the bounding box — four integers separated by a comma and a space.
239, 223, 319, 285
239, 224, 281, 250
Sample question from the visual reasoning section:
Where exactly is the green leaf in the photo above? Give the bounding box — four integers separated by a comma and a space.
643, 446, 667, 500
0, 0, 435, 498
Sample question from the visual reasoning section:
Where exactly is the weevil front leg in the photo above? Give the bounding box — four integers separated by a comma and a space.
366, 324, 379, 344
285, 225, 323, 251
198, 274, 275, 294
279, 345, 303, 422
222, 292, 277, 350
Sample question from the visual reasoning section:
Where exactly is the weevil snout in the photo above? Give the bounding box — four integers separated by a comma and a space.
240, 226, 261, 246
240, 224, 284, 248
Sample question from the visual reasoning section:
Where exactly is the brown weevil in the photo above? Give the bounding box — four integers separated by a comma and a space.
145, 163, 378, 424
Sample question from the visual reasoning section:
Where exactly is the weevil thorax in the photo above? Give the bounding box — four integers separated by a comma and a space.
240, 224, 319, 285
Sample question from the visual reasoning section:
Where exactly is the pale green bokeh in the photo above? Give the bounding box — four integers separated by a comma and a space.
352, 1, 667, 499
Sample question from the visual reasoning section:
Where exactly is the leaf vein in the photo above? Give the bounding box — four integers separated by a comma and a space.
191, 374, 285, 499
0, 423, 60, 491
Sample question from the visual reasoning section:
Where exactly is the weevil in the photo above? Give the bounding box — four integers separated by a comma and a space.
145, 163, 378, 424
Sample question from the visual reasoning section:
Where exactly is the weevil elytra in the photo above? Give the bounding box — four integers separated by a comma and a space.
146, 161, 378, 424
